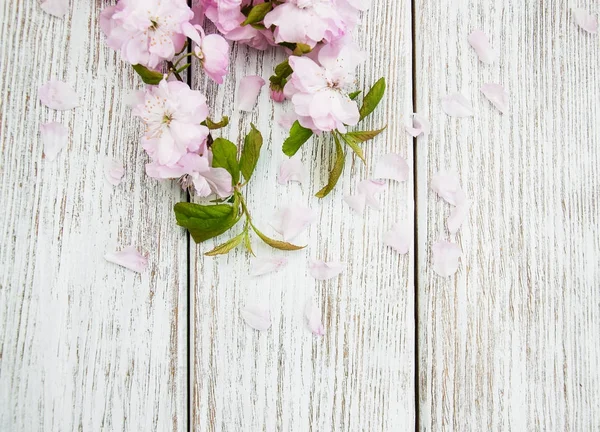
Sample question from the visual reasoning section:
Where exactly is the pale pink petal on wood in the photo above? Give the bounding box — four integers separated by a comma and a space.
278, 156, 306, 185
384, 221, 411, 254
573, 8, 598, 34
237, 75, 265, 112
480, 83, 509, 114
431, 171, 467, 206
357, 179, 386, 209
432, 240, 462, 277
251, 257, 288, 276
467, 30, 497, 64
441, 93, 474, 117
447, 201, 471, 234
270, 204, 317, 241
104, 157, 125, 186
277, 112, 298, 130
405, 113, 430, 137
308, 260, 345, 280
40, 122, 68, 161
241, 305, 271, 331
40, 0, 68, 18
344, 193, 366, 215
304, 298, 325, 336
104, 246, 148, 273
39, 80, 79, 110
374, 153, 410, 182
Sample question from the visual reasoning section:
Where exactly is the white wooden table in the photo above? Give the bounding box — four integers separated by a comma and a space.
1, 1, 599, 430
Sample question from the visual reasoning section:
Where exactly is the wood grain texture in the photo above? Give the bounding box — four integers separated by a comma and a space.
0, 2, 187, 431
190, 2, 415, 430
415, 0, 600, 430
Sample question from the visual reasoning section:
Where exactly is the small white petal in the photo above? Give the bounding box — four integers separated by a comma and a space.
270, 204, 317, 241
304, 298, 325, 336
432, 240, 462, 277
447, 201, 472, 234
431, 171, 467, 206
251, 256, 288, 276
344, 193, 366, 215
278, 156, 306, 185
104, 246, 148, 273
467, 30, 497, 64
441, 93, 474, 117
40, 0, 68, 18
277, 112, 298, 130
480, 83, 509, 114
40, 122, 68, 161
374, 153, 410, 182
39, 80, 79, 110
573, 8, 598, 34
104, 157, 125, 186
357, 179, 386, 209
241, 304, 271, 331
384, 221, 412, 254
405, 113, 430, 137
308, 260, 345, 280
124, 90, 145, 108
237, 75, 265, 112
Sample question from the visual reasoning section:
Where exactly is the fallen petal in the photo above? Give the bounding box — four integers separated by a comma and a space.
432, 240, 462, 277
40, 122, 68, 161
405, 113, 430, 137
237, 75, 265, 112
344, 193, 366, 215
40, 0, 68, 18
467, 30, 497, 64
39, 80, 79, 110
357, 179, 386, 209
104, 246, 148, 273
447, 201, 472, 234
241, 304, 271, 331
384, 221, 411, 254
374, 153, 410, 182
308, 260, 345, 280
251, 256, 288, 276
431, 171, 467, 206
104, 157, 125, 186
278, 156, 306, 185
480, 83, 509, 114
441, 93, 474, 117
573, 8, 598, 34
304, 298, 325, 336
270, 204, 317, 241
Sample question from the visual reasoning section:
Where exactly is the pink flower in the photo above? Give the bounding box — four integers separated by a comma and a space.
100, 0, 193, 68
182, 23, 230, 84
133, 79, 210, 165
270, 87, 285, 103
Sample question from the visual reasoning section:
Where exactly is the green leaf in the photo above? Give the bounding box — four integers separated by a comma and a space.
282, 121, 313, 156
239, 123, 263, 182
243, 230, 255, 256
242, 2, 272, 25
204, 232, 245, 256
341, 127, 387, 163
359, 77, 386, 120
340, 134, 365, 163
274, 60, 293, 77
315, 133, 345, 198
132, 64, 164, 85
203, 116, 229, 130
251, 225, 305, 251
211, 138, 240, 185
292, 43, 312, 56
348, 90, 361, 100
175, 63, 191, 74
174, 202, 240, 243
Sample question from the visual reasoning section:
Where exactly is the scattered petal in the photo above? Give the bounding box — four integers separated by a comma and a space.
40, 122, 68, 161
39, 80, 79, 110
357, 179, 386, 209
573, 8, 598, 34
467, 30, 497, 64
278, 156, 306, 185
270, 204, 317, 241
241, 304, 271, 331
237, 75, 265, 112
40, 0, 68, 18
441, 93, 474, 117
384, 221, 411, 254
344, 193, 366, 215
308, 260, 344, 280
251, 256, 288, 276
374, 153, 410, 183
431, 171, 467, 206
480, 83, 509, 114
277, 112, 298, 130
104, 246, 148, 273
447, 201, 472, 234
104, 157, 125, 186
124, 90, 145, 107
432, 240, 462, 277
405, 113, 430, 137
304, 298, 325, 336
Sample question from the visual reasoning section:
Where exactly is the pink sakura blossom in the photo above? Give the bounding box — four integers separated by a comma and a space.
270, 88, 285, 103
39, 80, 79, 110
304, 298, 325, 336
480, 83, 509, 114
270, 203, 317, 241
432, 240, 462, 277
278, 156, 306, 185
384, 221, 411, 255
467, 30, 497, 64
237, 75, 266, 111
104, 157, 126, 186
251, 257, 288, 276
308, 259, 344, 280
241, 304, 272, 331
100, 0, 193, 68
335, 0, 371, 27
182, 23, 230, 84
40, 0, 68, 18
40, 122, 68, 161
104, 246, 148, 273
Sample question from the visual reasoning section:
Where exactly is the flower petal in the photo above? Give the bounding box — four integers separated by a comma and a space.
405, 113, 431, 137
251, 257, 288, 276
237, 75, 265, 112
480, 83, 509, 114
278, 156, 306, 185
277, 112, 299, 130
304, 298, 325, 336
40, 122, 68, 161
374, 153, 410, 182
441, 93, 474, 117
39, 80, 79, 110
344, 193, 366, 215
384, 221, 411, 254
467, 30, 497, 64
431, 171, 467, 206
104, 157, 125, 186
432, 240, 462, 277
308, 260, 345, 280
357, 179, 386, 209
447, 201, 472, 234
573, 8, 598, 34
104, 246, 148, 273
241, 304, 271, 331
40, 0, 68, 18
270, 204, 317, 241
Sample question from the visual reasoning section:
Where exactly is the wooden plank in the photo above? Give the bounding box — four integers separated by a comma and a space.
415, 1, 600, 430
190, 2, 415, 430
0, 2, 187, 431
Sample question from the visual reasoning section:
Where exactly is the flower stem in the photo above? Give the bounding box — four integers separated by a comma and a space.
166, 61, 183, 82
